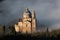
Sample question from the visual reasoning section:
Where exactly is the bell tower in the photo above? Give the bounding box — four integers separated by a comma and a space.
32, 10, 36, 33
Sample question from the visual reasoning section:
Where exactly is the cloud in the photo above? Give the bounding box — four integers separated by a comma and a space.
49, 22, 60, 31
0, 0, 60, 30
0, 0, 4, 2
0, 0, 37, 25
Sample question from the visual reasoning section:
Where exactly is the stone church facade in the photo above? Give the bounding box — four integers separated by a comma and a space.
15, 8, 36, 34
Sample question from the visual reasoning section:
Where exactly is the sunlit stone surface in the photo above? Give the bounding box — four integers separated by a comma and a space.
15, 8, 36, 34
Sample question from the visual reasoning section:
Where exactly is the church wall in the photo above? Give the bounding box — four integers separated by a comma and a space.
26, 21, 31, 33
15, 24, 19, 32
22, 22, 26, 33
18, 22, 22, 32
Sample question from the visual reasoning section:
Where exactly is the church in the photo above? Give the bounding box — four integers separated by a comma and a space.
15, 8, 36, 34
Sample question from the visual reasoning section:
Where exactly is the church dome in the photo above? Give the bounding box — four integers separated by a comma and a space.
23, 8, 31, 18
25, 8, 31, 13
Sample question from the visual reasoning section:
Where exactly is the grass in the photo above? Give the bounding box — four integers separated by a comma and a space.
0, 29, 60, 40
0, 31, 60, 40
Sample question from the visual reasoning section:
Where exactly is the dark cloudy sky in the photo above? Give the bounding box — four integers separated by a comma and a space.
0, 0, 60, 30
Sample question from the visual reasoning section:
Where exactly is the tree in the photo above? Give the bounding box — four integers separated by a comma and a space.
46, 27, 49, 36
8, 25, 15, 35
46, 27, 49, 33
3, 25, 5, 33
